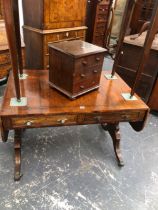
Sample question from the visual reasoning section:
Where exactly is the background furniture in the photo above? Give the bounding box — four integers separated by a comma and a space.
86, 0, 113, 47
116, 32, 158, 102
22, 0, 87, 69
0, 20, 11, 80
130, 0, 156, 34
114, 0, 158, 110
0, 20, 25, 80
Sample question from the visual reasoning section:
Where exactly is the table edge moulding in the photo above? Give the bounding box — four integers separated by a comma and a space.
0, 0, 149, 181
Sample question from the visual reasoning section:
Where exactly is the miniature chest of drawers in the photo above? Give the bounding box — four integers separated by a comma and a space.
49, 40, 106, 99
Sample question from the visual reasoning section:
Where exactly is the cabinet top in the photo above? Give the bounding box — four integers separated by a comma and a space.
49, 40, 107, 58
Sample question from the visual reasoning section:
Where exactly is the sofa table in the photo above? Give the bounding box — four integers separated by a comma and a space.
0, 70, 149, 181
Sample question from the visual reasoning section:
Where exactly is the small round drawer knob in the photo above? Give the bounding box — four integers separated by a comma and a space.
82, 61, 87, 65
96, 57, 100, 61
57, 119, 67, 124
65, 32, 69, 37
121, 51, 124, 55
81, 74, 86, 78
80, 85, 85, 89
26, 121, 33, 126
93, 70, 98, 73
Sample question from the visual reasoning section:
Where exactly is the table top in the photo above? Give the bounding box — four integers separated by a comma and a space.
49, 40, 106, 58
0, 70, 148, 117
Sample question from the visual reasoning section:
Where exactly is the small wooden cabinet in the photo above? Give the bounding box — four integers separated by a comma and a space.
49, 40, 106, 99
22, 0, 87, 69
86, 0, 112, 47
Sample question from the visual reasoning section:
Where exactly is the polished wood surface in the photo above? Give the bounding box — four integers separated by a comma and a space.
49, 40, 106, 98
23, 0, 87, 30
1, 70, 148, 118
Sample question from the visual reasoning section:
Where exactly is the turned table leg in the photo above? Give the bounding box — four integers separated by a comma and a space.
101, 123, 124, 167
14, 129, 22, 181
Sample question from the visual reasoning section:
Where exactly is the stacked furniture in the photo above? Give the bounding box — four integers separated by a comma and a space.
86, 0, 113, 47
22, 0, 87, 69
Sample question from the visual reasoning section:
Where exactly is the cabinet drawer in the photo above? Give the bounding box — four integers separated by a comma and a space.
11, 115, 77, 128
84, 112, 140, 124
0, 53, 10, 65
77, 30, 86, 38
74, 65, 102, 81
95, 22, 107, 35
59, 31, 77, 40
75, 53, 105, 70
73, 74, 101, 94
97, 14, 108, 22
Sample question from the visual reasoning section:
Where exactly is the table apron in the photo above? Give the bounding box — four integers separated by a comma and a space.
1, 111, 146, 130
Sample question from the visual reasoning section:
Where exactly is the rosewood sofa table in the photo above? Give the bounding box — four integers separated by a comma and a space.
0, 70, 149, 181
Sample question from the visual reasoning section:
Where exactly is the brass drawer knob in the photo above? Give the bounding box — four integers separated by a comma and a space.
65, 32, 69, 37
96, 57, 100, 61
94, 116, 101, 122
57, 119, 67, 124
26, 121, 33, 126
80, 85, 85, 89
82, 61, 87, 65
80, 73, 86, 78
93, 70, 98, 73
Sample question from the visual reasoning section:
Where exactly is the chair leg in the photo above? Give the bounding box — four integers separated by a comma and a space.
101, 123, 124, 167
14, 129, 23, 181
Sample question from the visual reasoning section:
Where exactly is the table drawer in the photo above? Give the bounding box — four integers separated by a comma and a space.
11, 115, 77, 128
0, 63, 11, 79
84, 112, 141, 124
0, 53, 10, 65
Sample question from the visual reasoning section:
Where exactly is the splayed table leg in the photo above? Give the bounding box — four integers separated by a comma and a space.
101, 123, 124, 166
